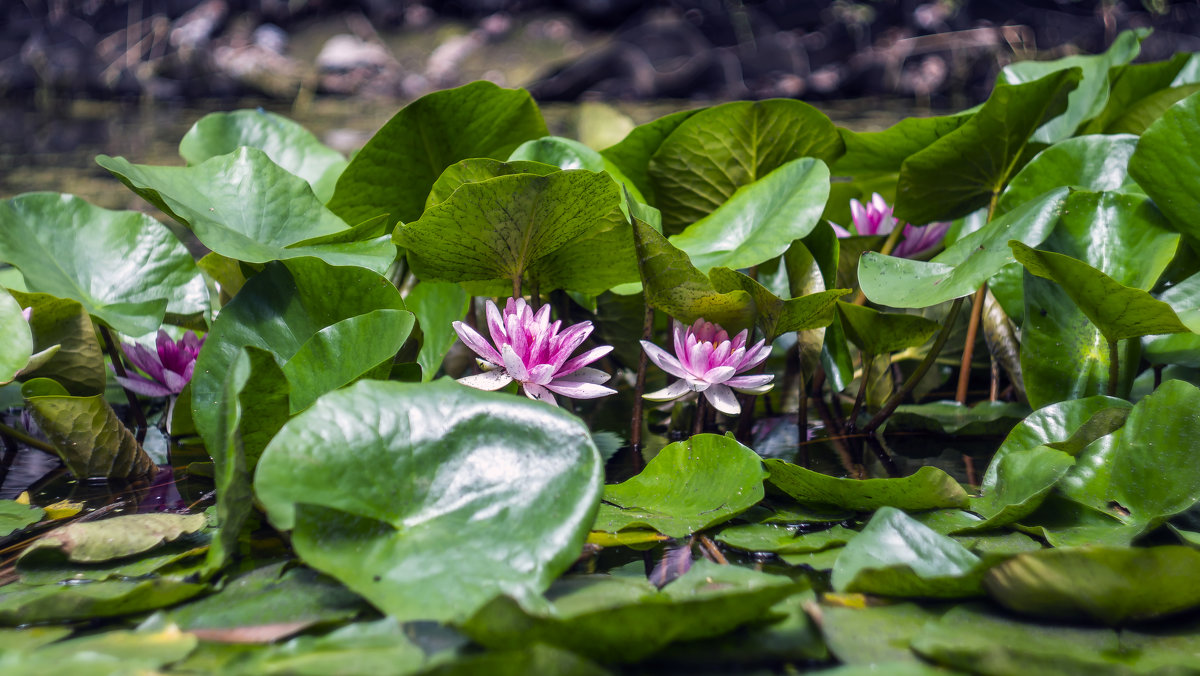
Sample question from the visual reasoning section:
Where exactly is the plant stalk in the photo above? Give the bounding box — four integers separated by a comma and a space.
630, 304, 654, 463
862, 296, 965, 434
1108, 339, 1119, 397
0, 422, 57, 455
98, 325, 148, 442
956, 285, 988, 404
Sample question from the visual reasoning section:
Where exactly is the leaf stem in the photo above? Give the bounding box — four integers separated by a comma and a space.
846, 352, 872, 432
956, 285, 988, 404
630, 304, 654, 459
0, 422, 57, 455
1108, 339, 1119, 397
98, 325, 148, 443
862, 296, 965, 434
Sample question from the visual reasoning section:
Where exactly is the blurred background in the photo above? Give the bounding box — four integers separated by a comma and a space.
3, 0, 1199, 207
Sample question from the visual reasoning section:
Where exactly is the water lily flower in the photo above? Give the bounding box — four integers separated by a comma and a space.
830, 192, 948, 258
116, 330, 204, 397
640, 319, 773, 416
452, 297, 616, 405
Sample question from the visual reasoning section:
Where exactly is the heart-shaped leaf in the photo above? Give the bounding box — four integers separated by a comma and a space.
21, 378, 154, 480
508, 135, 647, 205
765, 462, 968, 512
833, 111, 974, 176
998, 134, 1139, 214
668, 158, 830, 272
594, 433, 767, 538
600, 108, 702, 205
327, 81, 548, 227
426, 158, 559, 209
836, 301, 940, 357
254, 379, 603, 623
896, 69, 1080, 223
97, 149, 396, 273
1144, 271, 1200, 366
648, 99, 843, 233
8, 291, 105, 395
1129, 90, 1200, 239
966, 445, 1075, 531
0, 193, 206, 335
178, 109, 348, 203
858, 188, 1067, 308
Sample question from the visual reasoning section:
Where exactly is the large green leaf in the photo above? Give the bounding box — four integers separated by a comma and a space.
0, 579, 205, 626
461, 560, 801, 663
881, 401, 1029, 437
8, 291, 105, 395
1015, 190, 1181, 406
896, 70, 1080, 223
508, 135, 647, 205
21, 378, 154, 479
191, 257, 412, 455
396, 170, 634, 295
1129, 90, 1200, 239
98, 150, 395, 273
0, 500, 44, 538
998, 134, 1139, 214
600, 108, 702, 206
0, 289, 32, 384
966, 445, 1075, 531
228, 618, 426, 676
1012, 242, 1189, 342
426, 158, 558, 209
708, 266, 846, 342
327, 81, 548, 227
1144, 271, 1200, 366
716, 523, 857, 554
178, 109, 348, 203
833, 111, 973, 176
819, 602, 950, 667
254, 379, 603, 623
18, 513, 206, 565
765, 462, 968, 511
985, 546, 1200, 625
836, 301, 940, 357
593, 433, 767, 538
632, 219, 755, 332
857, 188, 1067, 308
831, 507, 986, 598
648, 99, 843, 233
1081, 51, 1195, 134
668, 158, 830, 272
999, 29, 1144, 144
0, 626, 198, 674
406, 281, 470, 381
0, 193, 206, 335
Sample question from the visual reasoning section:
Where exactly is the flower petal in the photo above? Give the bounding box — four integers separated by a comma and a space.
701, 365, 736, 385
545, 380, 616, 399
457, 370, 514, 391
485, 299, 507, 345
643, 379, 695, 401
725, 374, 774, 390
553, 366, 610, 385
115, 374, 174, 398
452, 321, 503, 365
703, 384, 741, 416
556, 345, 613, 377
640, 341, 688, 379
522, 383, 558, 406
502, 344, 529, 382
526, 363, 556, 386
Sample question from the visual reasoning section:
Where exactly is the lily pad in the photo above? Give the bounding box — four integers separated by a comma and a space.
836, 301, 940, 357
647, 99, 842, 234
327, 81, 548, 228
19, 512, 206, 564
668, 158, 830, 272
97, 149, 396, 273
8, 291, 105, 395
765, 462, 968, 512
599, 108, 702, 205
1144, 270, 1200, 367
834, 111, 974, 176
508, 135, 647, 205
21, 378, 155, 479
832, 507, 986, 599
461, 560, 802, 663
426, 158, 559, 209
985, 546, 1200, 624
594, 433, 767, 538
882, 401, 1029, 437
0, 578, 206, 626
715, 523, 858, 554
966, 445, 1075, 531
254, 379, 603, 623
818, 600, 951, 666
232, 617, 427, 676
0, 193, 206, 335
0, 500, 44, 538
997, 134, 1140, 214
0, 626, 198, 674
179, 108, 348, 203
1128, 90, 1200, 238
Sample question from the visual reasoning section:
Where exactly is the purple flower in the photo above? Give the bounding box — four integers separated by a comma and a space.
116, 330, 204, 397
452, 297, 616, 405
830, 193, 948, 258
640, 319, 773, 416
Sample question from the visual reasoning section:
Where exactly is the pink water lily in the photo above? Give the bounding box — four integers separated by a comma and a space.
640, 319, 773, 416
452, 297, 615, 405
830, 192, 948, 258
116, 329, 204, 397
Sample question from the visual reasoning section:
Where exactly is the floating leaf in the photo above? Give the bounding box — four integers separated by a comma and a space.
461, 560, 801, 663
966, 445, 1075, 531
21, 378, 154, 480
233, 618, 427, 675
819, 601, 950, 666
832, 507, 986, 598
882, 401, 1029, 437
179, 108, 348, 203
0, 579, 206, 626
97, 149, 396, 273
668, 158, 830, 272
858, 188, 1067, 308
595, 434, 767, 538
397, 170, 634, 295
254, 379, 603, 623
766, 462, 968, 512
985, 546, 1200, 624
0, 500, 43, 538
0, 193, 206, 335
648, 99, 842, 233
715, 523, 857, 554
632, 219, 755, 332
19, 513, 206, 565
328, 81, 548, 227
896, 69, 1080, 223
0, 627, 198, 673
